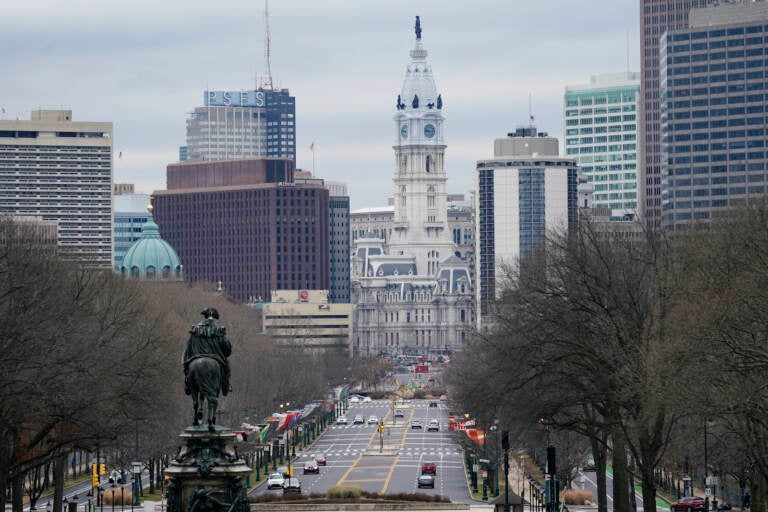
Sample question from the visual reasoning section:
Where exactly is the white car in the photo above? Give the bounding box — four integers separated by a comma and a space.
362, 396, 372, 403
367, 415, 379, 424
267, 472, 285, 490
337, 415, 348, 424
349, 396, 361, 403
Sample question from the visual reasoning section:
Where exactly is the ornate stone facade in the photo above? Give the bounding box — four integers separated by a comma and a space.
351, 18, 474, 359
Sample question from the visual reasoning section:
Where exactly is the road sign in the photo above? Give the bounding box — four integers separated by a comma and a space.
705, 487, 711, 496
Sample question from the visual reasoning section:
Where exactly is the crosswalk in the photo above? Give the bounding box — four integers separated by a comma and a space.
296, 447, 461, 458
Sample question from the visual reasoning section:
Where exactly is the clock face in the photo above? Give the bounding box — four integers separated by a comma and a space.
400, 125, 408, 138
424, 124, 436, 138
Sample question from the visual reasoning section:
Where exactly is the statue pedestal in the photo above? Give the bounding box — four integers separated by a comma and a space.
165, 426, 251, 512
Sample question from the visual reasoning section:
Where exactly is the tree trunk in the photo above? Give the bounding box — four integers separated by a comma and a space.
53, 453, 66, 512
11, 472, 24, 512
751, 470, 767, 512
148, 457, 155, 494
590, 435, 609, 512
641, 469, 659, 512
612, 430, 631, 512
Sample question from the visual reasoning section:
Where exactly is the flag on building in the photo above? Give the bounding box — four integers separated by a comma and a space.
530, 115, 535, 122
118, 151, 123, 158
309, 142, 315, 152
1, 107, 5, 114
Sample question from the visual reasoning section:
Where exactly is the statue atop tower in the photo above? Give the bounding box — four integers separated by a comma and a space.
415, 15, 422, 40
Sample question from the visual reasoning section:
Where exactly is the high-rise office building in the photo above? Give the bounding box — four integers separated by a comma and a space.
660, 1, 768, 228
113, 192, 150, 271
640, 0, 708, 226
182, 89, 296, 163
327, 181, 351, 303
565, 72, 641, 220
0, 110, 113, 267
153, 158, 330, 304
476, 126, 578, 325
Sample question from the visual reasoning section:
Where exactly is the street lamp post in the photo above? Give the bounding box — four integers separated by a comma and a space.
72, 494, 79, 512
131, 461, 141, 508
110, 484, 116, 512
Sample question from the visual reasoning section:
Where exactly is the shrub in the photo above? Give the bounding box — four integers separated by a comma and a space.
101, 488, 133, 505
326, 486, 363, 499
562, 489, 595, 505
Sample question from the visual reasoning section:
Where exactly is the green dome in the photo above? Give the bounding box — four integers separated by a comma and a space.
120, 213, 183, 281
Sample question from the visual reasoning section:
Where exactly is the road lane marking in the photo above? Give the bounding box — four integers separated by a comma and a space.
381, 454, 401, 493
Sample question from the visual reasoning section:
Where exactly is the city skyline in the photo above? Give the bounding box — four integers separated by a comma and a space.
0, 0, 639, 209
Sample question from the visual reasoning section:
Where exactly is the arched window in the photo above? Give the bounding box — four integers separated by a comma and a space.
400, 185, 407, 208
426, 155, 431, 172
131, 266, 140, 278
162, 266, 171, 279
146, 266, 156, 279
427, 186, 436, 208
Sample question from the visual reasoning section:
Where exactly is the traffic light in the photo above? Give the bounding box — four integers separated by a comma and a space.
501, 431, 509, 451
99, 463, 106, 476
92, 464, 99, 487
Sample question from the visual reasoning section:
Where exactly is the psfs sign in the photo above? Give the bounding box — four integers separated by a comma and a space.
204, 90, 266, 107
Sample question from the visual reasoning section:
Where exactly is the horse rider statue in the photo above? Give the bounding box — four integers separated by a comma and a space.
183, 307, 232, 397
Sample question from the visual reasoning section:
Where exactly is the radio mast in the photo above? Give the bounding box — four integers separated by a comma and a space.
261, 0, 274, 91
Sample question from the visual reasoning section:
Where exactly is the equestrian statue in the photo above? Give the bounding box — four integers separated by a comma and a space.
183, 308, 232, 430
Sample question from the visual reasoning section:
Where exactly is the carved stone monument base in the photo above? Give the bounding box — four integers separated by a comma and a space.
165, 426, 251, 512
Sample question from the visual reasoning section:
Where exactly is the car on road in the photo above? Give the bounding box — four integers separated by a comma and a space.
427, 419, 440, 432
267, 472, 285, 489
367, 415, 379, 424
353, 415, 365, 424
282, 478, 301, 494
313, 454, 326, 466
349, 395, 361, 403
417, 474, 435, 488
362, 395, 372, 402
337, 416, 348, 425
421, 462, 437, 475
394, 409, 405, 418
411, 420, 423, 430
671, 497, 707, 512
428, 401, 438, 407
303, 460, 319, 474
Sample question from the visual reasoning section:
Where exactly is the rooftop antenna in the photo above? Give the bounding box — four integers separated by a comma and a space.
261, 0, 274, 91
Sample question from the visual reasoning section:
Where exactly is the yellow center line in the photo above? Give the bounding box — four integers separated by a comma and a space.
336, 454, 363, 486
380, 454, 400, 494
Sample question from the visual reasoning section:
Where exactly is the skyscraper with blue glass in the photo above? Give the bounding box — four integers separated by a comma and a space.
475, 126, 578, 325
660, 1, 768, 228
564, 72, 641, 221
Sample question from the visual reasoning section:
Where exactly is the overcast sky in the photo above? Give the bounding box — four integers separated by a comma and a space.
0, 0, 639, 210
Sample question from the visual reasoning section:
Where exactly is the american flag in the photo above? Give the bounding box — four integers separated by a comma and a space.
309, 142, 315, 152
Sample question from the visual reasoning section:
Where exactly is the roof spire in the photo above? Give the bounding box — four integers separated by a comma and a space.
415, 16, 422, 40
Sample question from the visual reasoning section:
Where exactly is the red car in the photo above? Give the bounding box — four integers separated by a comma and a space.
671, 497, 707, 512
421, 462, 437, 475
313, 454, 326, 466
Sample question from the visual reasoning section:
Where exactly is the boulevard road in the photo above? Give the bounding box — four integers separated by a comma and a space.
250, 399, 472, 503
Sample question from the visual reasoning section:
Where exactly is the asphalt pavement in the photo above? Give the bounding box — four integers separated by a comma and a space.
250, 398, 472, 502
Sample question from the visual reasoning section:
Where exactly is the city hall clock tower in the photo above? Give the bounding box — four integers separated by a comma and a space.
390, 16, 454, 277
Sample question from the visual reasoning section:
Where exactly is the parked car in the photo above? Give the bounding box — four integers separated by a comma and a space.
421, 462, 437, 475
427, 419, 440, 432
417, 474, 435, 488
303, 460, 319, 474
267, 472, 285, 490
282, 478, 301, 494
353, 415, 365, 424
368, 415, 379, 424
337, 416, 348, 425
313, 454, 327, 466
670, 497, 707, 512
411, 420, 423, 430
394, 409, 405, 418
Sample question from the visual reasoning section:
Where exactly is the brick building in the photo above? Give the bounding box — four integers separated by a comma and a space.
153, 159, 330, 303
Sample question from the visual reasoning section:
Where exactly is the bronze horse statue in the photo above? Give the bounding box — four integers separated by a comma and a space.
184, 308, 232, 431
188, 356, 223, 430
